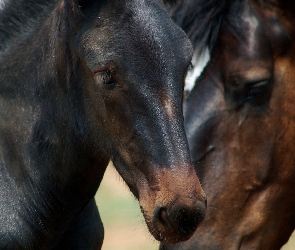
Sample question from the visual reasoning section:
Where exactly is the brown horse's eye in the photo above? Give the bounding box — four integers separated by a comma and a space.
246, 80, 269, 100
94, 70, 116, 86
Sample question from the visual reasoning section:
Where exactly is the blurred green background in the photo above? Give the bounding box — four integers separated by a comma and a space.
95, 164, 158, 250
95, 163, 295, 250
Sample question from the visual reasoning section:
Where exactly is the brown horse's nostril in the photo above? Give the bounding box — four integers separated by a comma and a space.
156, 201, 206, 239
158, 208, 172, 229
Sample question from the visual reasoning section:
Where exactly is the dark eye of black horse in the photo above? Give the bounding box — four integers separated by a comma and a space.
246, 80, 269, 100
94, 70, 116, 87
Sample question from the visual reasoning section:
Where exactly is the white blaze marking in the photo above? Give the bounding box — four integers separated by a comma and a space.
243, 14, 259, 54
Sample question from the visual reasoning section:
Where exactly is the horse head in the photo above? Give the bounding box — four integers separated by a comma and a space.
0, 0, 206, 247
77, 0, 206, 244
162, 0, 295, 248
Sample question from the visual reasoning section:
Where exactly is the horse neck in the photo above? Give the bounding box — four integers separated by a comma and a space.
0, 1, 109, 242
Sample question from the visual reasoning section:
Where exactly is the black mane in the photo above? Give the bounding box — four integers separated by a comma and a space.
167, 0, 231, 53
0, 0, 85, 56
0, 0, 60, 54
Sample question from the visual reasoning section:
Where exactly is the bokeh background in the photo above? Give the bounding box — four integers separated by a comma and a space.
95, 163, 158, 250
96, 163, 295, 250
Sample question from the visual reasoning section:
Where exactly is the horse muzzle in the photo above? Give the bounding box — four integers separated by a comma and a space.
138, 165, 206, 244
153, 200, 206, 243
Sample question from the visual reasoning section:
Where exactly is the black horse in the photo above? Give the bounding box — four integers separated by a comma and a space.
162, 0, 295, 249
0, 0, 207, 248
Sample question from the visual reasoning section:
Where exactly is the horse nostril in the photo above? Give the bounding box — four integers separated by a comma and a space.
158, 208, 168, 226
156, 201, 206, 237
157, 207, 175, 231
174, 206, 203, 235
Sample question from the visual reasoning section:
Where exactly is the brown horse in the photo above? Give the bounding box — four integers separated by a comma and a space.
162, 0, 295, 249
0, 0, 206, 248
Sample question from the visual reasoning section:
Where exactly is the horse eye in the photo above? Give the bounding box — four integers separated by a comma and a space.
246, 80, 269, 100
94, 70, 116, 86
